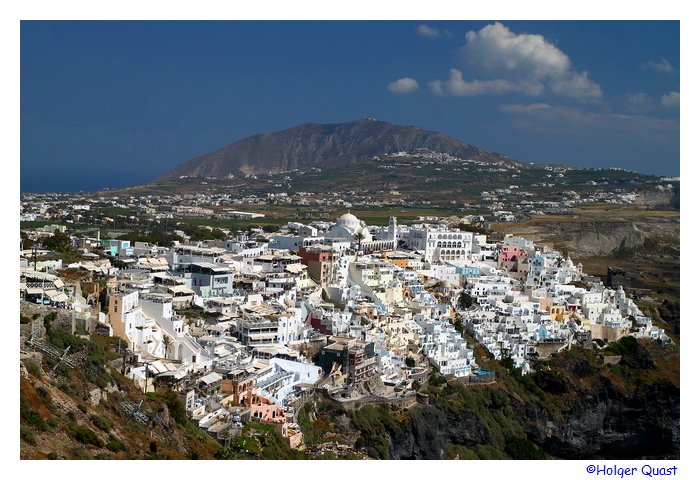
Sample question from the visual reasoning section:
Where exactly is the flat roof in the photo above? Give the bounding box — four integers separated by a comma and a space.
199, 372, 223, 384
191, 262, 230, 272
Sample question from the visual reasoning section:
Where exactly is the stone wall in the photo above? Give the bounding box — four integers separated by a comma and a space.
317, 387, 418, 410
20, 300, 93, 334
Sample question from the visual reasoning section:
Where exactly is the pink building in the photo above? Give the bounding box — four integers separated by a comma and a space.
250, 397, 285, 423
498, 245, 528, 264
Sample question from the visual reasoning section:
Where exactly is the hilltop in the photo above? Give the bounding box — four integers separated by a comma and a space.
161, 119, 511, 179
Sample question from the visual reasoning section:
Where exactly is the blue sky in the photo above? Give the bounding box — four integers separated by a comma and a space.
21, 21, 680, 192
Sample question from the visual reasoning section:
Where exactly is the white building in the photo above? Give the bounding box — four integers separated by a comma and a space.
403, 225, 475, 265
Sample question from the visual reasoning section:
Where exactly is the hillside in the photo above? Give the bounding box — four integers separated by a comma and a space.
297, 338, 680, 460
21, 311, 679, 460
19, 313, 222, 459
19, 312, 345, 460
161, 119, 510, 179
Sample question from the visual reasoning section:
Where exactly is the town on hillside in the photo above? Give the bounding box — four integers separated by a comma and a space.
20, 208, 673, 454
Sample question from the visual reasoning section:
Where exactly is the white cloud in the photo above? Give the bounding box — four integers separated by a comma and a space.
428, 80, 443, 96
462, 22, 570, 78
660, 91, 680, 109
431, 22, 602, 99
498, 103, 552, 113
499, 103, 678, 143
431, 69, 520, 96
387, 77, 420, 94
549, 71, 602, 99
417, 24, 440, 37
642, 59, 675, 73
625, 93, 656, 113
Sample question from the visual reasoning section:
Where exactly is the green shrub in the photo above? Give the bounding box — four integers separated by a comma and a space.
20, 394, 47, 431
429, 374, 447, 387
93, 452, 115, 460
106, 436, 125, 452
533, 370, 568, 394
58, 383, 77, 397
20, 426, 36, 445
69, 447, 90, 459
159, 391, 188, 425
36, 386, 55, 411
505, 437, 546, 460
43, 312, 57, 331
68, 424, 104, 448
24, 360, 42, 378
606, 336, 656, 369
90, 414, 112, 433
47, 452, 58, 460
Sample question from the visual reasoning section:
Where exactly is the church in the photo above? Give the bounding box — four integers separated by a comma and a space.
326, 212, 397, 253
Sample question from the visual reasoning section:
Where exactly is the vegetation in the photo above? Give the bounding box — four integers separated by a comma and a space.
458, 223, 490, 235
216, 422, 306, 460
24, 360, 42, 377
20, 325, 224, 461
604, 336, 656, 369
351, 404, 409, 459
504, 437, 546, 460
41, 230, 72, 252
118, 229, 178, 247
458, 291, 474, 310
294, 340, 677, 459
297, 399, 346, 446
43, 315, 119, 388
20, 393, 49, 431
452, 315, 465, 334
90, 414, 112, 433
20, 426, 37, 445
68, 423, 104, 448
532, 370, 568, 394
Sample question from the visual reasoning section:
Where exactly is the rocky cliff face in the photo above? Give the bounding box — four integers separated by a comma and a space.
496, 217, 679, 257
161, 119, 508, 178
340, 342, 679, 460
386, 406, 487, 459
380, 380, 679, 460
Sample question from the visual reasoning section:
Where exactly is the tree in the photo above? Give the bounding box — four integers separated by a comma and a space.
43, 229, 71, 253
353, 231, 364, 252
162, 335, 173, 359
20, 231, 34, 249
453, 315, 464, 334
405, 356, 416, 368
458, 291, 474, 310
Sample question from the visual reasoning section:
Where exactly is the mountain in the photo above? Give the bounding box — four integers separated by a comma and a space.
161, 119, 511, 179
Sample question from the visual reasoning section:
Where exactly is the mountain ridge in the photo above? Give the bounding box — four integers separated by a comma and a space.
161, 119, 513, 179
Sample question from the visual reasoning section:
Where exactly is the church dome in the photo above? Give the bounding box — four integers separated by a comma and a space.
337, 212, 361, 232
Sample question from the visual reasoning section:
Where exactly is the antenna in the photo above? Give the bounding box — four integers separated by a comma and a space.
49, 346, 72, 376
122, 399, 150, 426
126, 399, 144, 424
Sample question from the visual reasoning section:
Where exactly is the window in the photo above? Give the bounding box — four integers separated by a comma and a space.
192, 355, 197, 363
